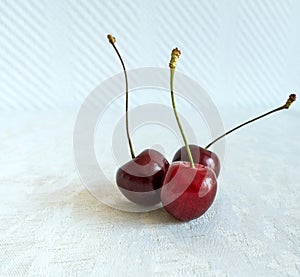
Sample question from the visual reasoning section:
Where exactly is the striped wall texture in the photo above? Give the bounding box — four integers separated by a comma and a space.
0, 0, 299, 111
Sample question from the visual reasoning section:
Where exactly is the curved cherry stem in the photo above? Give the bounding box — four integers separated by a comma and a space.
107, 34, 135, 158
169, 48, 195, 168
205, 94, 296, 149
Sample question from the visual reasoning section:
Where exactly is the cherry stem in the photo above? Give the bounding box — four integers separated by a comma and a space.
169, 48, 195, 168
107, 34, 135, 159
205, 94, 296, 149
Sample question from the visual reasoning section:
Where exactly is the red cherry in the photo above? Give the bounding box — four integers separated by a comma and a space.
172, 144, 221, 177
116, 149, 169, 206
161, 162, 217, 221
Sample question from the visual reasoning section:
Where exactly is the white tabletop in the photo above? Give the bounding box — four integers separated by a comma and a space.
0, 108, 299, 276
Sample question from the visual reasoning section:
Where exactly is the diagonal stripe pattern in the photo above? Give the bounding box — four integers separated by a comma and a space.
0, 0, 299, 110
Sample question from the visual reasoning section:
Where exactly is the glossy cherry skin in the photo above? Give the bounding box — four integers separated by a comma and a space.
173, 144, 221, 177
161, 161, 217, 221
116, 149, 169, 206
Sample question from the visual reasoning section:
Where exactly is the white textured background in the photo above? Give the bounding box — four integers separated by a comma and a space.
1, 0, 300, 110
1, 1, 300, 276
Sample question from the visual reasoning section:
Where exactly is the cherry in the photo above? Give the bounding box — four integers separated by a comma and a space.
173, 145, 220, 177
107, 34, 169, 206
161, 48, 218, 221
161, 162, 217, 221
173, 94, 297, 177
116, 149, 169, 206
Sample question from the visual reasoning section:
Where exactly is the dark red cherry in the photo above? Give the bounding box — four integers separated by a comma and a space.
173, 145, 221, 177
116, 149, 169, 206
161, 161, 217, 221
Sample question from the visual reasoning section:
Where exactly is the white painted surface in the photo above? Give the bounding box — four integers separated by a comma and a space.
0, 108, 299, 276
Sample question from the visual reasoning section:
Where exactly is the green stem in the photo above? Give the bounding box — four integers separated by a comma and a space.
170, 68, 195, 168
109, 41, 135, 158
205, 93, 296, 149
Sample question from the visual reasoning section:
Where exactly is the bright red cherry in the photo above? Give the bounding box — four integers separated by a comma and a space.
173, 145, 220, 177
108, 34, 169, 206
161, 162, 217, 221
116, 149, 169, 206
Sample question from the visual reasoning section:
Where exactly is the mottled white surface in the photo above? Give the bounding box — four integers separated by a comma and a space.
0, 108, 299, 276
